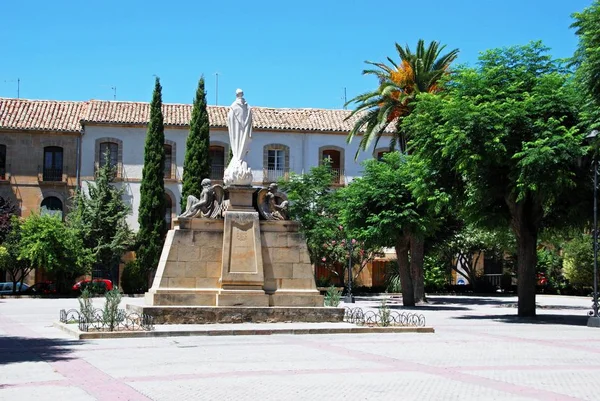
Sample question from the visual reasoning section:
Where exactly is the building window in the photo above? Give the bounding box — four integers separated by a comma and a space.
209, 146, 225, 180
43, 146, 63, 181
41, 196, 63, 219
374, 148, 390, 161
165, 193, 173, 229
99, 142, 118, 169
319, 146, 345, 185
0, 145, 5, 180
95, 138, 122, 178
263, 144, 290, 182
164, 144, 173, 179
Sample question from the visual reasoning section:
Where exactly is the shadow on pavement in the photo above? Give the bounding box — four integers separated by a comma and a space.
390, 304, 471, 311
0, 336, 77, 365
452, 313, 589, 326
426, 296, 517, 307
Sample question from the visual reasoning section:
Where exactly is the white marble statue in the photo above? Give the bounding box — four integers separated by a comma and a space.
223, 89, 253, 186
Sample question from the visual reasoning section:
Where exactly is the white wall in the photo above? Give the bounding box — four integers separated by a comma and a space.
81, 124, 385, 231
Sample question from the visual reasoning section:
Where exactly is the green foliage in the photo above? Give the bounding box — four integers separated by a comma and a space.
0, 217, 35, 293
339, 152, 442, 245
278, 163, 338, 265
537, 247, 565, 291
324, 286, 342, 307
563, 233, 594, 289
120, 260, 148, 294
78, 288, 94, 323
378, 299, 391, 327
70, 150, 133, 278
385, 262, 402, 293
18, 213, 93, 292
315, 275, 332, 287
102, 288, 123, 331
572, 1, 600, 109
181, 76, 211, 210
423, 255, 449, 293
138, 77, 167, 273
346, 39, 459, 155
404, 42, 586, 316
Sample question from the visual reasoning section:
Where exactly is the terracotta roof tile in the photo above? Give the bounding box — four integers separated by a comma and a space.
1, 97, 392, 134
0, 98, 86, 132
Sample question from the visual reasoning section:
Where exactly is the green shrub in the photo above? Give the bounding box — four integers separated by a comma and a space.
563, 234, 594, 289
103, 289, 123, 331
78, 288, 95, 323
385, 262, 402, 293
424, 255, 449, 293
315, 275, 332, 288
324, 285, 342, 307
121, 261, 148, 294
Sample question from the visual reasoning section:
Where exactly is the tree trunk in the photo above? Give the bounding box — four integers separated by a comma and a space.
395, 235, 415, 307
507, 195, 542, 317
410, 234, 426, 303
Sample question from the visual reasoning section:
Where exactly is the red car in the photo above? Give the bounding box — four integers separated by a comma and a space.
72, 278, 114, 293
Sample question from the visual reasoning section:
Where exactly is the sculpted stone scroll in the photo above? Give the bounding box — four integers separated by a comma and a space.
257, 183, 289, 221
179, 179, 224, 219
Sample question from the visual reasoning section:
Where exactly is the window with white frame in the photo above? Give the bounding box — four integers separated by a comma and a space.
267, 149, 285, 171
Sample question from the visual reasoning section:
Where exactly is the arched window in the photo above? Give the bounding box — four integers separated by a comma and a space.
165, 193, 173, 229
0, 144, 6, 180
209, 145, 225, 180
41, 196, 63, 219
164, 144, 173, 179
43, 146, 63, 181
320, 146, 344, 184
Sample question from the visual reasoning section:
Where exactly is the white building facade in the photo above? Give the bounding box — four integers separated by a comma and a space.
79, 100, 391, 231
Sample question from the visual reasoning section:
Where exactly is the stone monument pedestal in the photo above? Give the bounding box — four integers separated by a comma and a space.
140, 185, 331, 323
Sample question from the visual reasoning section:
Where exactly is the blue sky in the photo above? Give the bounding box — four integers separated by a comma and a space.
0, 0, 593, 109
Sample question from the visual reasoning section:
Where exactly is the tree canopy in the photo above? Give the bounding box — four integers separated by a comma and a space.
404, 41, 586, 316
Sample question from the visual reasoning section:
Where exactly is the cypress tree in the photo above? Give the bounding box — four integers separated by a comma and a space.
137, 77, 167, 274
181, 76, 211, 210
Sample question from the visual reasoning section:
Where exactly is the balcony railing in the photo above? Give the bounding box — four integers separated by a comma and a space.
331, 168, 345, 185
42, 167, 64, 182
210, 165, 225, 181
263, 168, 290, 183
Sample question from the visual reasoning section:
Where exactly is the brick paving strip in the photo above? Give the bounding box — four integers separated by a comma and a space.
0, 314, 151, 401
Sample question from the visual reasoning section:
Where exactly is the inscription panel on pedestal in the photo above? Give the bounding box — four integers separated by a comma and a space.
229, 221, 256, 273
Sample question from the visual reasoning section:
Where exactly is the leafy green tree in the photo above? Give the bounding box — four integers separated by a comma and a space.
18, 214, 93, 293
573, 2, 600, 110
0, 217, 34, 293
337, 152, 444, 305
404, 42, 586, 316
346, 39, 459, 154
280, 164, 381, 289
70, 152, 133, 282
279, 163, 339, 265
137, 77, 167, 275
181, 76, 211, 210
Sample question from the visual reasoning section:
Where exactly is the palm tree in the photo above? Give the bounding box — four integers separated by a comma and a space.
346, 40, 459, 156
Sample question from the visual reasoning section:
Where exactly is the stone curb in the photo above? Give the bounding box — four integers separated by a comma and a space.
53, 321, 434, 340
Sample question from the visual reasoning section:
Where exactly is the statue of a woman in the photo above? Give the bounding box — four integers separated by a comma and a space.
224, 89, 253, 186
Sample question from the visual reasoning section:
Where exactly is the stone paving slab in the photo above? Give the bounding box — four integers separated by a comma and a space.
1, 295, 598, 400
53, 321, 435, 339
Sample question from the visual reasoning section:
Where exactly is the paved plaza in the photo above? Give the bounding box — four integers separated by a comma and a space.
0, 294, 599, 400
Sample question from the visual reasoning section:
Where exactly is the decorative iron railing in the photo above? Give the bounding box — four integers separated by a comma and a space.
59, 308, 154, 332
42, 167, 63, 182
344, 307, 426, 327
331, 168, 345, 185
263, 168, 290, 182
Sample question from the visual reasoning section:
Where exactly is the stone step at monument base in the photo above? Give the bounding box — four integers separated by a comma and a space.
145, 289, 323, 307
127, 304, 345, 325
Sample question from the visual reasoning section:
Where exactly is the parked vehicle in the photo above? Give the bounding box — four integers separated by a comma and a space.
72, 279, 113, 293
22, 281, 57, 295
0, 282, 30, 294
